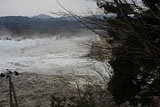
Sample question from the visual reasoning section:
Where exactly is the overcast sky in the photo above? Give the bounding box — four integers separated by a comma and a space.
0, 0, 98, 17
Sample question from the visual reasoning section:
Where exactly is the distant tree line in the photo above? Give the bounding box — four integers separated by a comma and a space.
0, 16, 84, 36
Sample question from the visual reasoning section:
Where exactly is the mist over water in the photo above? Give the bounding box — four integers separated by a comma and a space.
0, 28, 92, 40
0, 30, 101, 76
0, 29, 112, 107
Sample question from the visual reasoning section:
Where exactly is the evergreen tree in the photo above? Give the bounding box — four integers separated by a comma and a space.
96, 0, 160, 106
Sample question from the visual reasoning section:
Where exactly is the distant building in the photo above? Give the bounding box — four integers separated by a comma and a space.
90, 33, 121, 60
90, 33, 112, 60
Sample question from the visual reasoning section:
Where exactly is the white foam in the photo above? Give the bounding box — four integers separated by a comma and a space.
0, 37, 91, 74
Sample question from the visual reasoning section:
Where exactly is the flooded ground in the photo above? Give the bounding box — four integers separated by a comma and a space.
0, 36, 91, 74
0, 35, 110, 107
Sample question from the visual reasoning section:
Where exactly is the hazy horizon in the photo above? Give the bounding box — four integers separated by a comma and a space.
0, 0, 99, 17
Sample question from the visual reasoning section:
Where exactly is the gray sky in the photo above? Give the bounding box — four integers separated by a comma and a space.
0, 0, 98, 17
